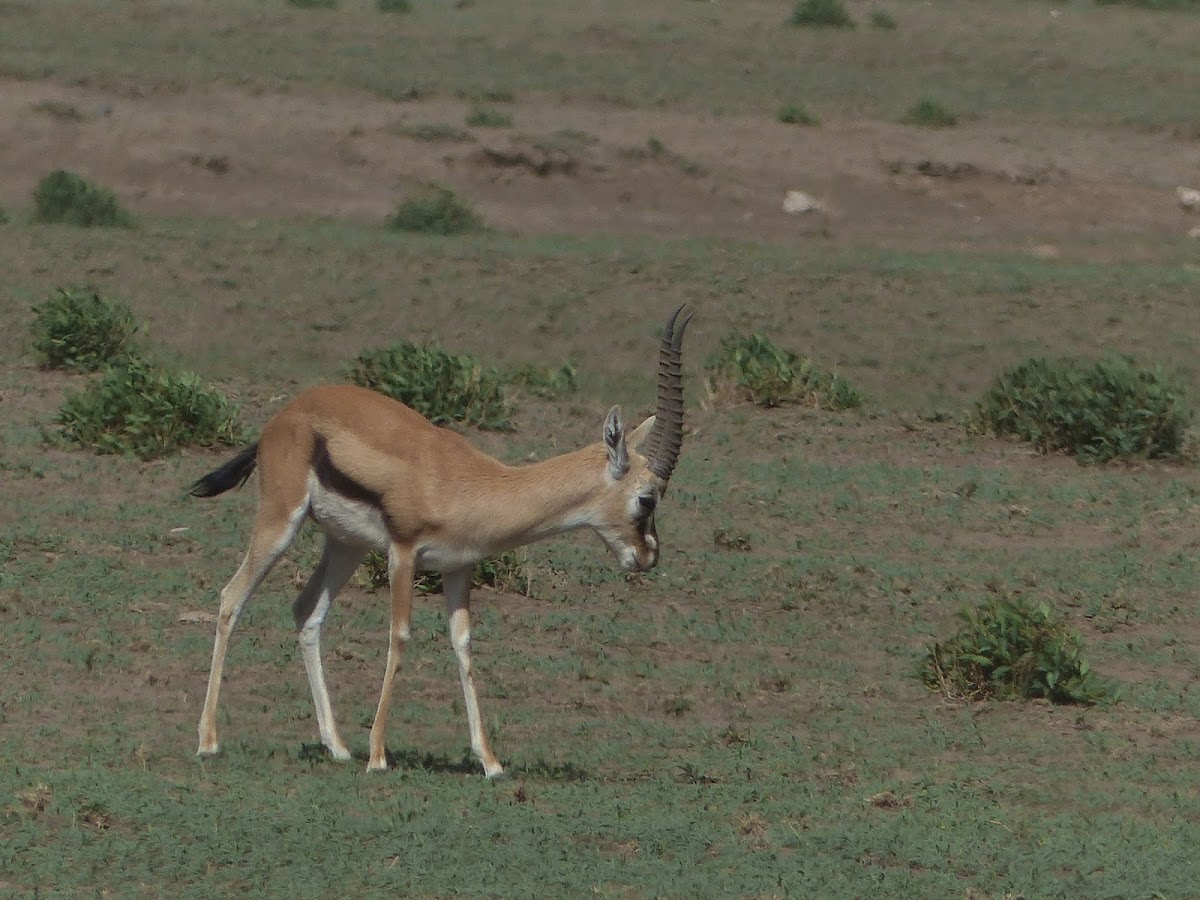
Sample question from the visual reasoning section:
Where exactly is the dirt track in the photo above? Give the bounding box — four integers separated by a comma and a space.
3, 77, 1198, 254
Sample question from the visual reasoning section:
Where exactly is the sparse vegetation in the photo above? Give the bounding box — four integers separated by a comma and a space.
56, 357, 244, 459
377, 0, 411, 12
705, 333, 862, 410
287, 0, 337, 8
789, 0, 855, 29
388, 184, 486, 235
394, 122, 475, 143
970, 356, 1190, 462
509, 362, 579, 398
466, 107, 513, 128
902, 98, 959, 128
33, 169, 133, 227
869, 9, 898, 29
777, 104, 819, 126
30, 289, 139, 372
358, 549, 532, 595
31, 99, 86, 121
923, 596, 1116, 705
345, 341, 512, 430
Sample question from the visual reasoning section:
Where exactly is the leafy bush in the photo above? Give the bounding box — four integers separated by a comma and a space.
358, 550, 531, 596
705, 333, 862, 410
970, 356, 1190, 462
922, 596, 1115, 705
902, 98, 958, 128
377, 0, 411, 11
33, 170, 133, 227
466, 107, 512, 128
345, 342, 512, 430
56, 358, 244, 459
777, 104, 819, 126
789, 0, 855, 28
388, 184, 485, 235
30, 289, 139, 372
509, 363, 579, 398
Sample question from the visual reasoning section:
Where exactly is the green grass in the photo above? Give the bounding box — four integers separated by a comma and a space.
465, 106, 513, 128
777, 103, 819, 126
1, 1, 1197, 128
388, 184, 486, 235
902, 97, 959, 128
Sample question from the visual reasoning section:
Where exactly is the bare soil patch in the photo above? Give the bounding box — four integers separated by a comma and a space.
3, 78, 1199, 255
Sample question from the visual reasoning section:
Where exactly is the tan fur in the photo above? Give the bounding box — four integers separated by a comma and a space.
196, 384, 669, 778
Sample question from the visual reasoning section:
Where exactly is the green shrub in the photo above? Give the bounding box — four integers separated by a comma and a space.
869, 9, 898, 29
30, 289, 139, 372
789, 0, 855, 28
466, 107, 512, 128
705, 333, 862, 410
902, 98, 958, 128
922, 596, 1115, 705
509, 363, 579, 398
345, 342, 511, 430
377, 0, 411, 11
388, 184, 485, 235
970, 356, 1190, 462
358, 550, 531, 596
34, 170, 133, 227
777, 104, 819, 126
0, 203, 8, 224
56, 357, 244, 459
287, 0, 337, 8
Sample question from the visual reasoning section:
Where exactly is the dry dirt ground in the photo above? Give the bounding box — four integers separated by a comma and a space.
2, 76, 1199, 256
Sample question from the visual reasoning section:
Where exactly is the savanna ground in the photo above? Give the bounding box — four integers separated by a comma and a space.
3, 0, 1200, 896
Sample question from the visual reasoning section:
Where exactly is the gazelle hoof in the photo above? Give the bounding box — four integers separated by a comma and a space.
486, 770, 510, 783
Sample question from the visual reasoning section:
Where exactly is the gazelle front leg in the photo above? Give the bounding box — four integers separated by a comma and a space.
367, 542, 415, 771
443, 570, 505, 780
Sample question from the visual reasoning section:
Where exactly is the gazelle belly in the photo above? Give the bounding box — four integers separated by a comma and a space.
307, 478, 390, 551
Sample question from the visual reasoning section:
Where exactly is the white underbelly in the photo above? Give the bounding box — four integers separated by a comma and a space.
308, 478, 390, 551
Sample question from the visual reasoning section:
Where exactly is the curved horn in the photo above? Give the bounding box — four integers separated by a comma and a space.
644, 304, 694, 483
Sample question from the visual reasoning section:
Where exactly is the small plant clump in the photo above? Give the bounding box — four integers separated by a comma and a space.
287, 0, 337, 8
705, 333, 862, 410
0, 203, 9, 224
56, 357, 244, 459
30, 289, 139, 372
357, 550, 531, 596
345, 342, 512, 430
971, 356, 1190, 462
388, 184, 485, 235
377, 0, 411, 11
902, 98, 958, 128
922, 596, 1116, 705
466, 107, 513, 128
789, 0, 856, 28
508, 363, 579, 398
34, 170, 133, 227
777, 104, 819, 126
869, 9, 898, 29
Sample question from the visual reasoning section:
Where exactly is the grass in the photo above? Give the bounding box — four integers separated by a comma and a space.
777, 103, 819, 126
789, 0, 856, 29
388, 184, 486, 235
902, 98, 959, 128
4, 1, 1200, 895
465, 106, 513, 128
4, 2, 1198, 128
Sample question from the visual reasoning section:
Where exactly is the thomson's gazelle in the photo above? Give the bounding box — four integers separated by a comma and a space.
191, 306, 693, 778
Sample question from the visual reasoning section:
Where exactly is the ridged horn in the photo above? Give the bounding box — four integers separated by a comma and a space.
644, 304, 694, 483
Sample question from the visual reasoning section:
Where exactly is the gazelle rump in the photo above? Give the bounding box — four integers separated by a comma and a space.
191, 305, 693, 778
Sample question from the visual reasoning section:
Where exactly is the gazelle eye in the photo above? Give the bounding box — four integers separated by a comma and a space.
638, 494, 657, 513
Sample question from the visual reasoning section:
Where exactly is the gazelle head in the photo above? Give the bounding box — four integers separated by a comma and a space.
592, 305, 693, 572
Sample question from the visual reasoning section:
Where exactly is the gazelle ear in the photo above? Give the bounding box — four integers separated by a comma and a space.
603, 406, 629, 479
627, 415, 656, 452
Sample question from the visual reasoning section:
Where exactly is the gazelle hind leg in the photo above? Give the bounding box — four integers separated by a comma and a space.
293, 537, 367, 761
197, 500, 308, 757
367, 544, 415, 771
443, 570, 505, 780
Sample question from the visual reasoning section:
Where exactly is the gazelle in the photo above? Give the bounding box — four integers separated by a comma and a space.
191, 305, 693, 779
